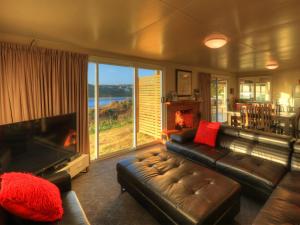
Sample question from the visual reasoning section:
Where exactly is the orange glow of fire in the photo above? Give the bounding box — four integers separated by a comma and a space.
64, 130, 77, 147
175, 111, 185, 127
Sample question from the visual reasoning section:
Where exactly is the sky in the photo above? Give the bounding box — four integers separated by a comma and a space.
88, 63, 159, 85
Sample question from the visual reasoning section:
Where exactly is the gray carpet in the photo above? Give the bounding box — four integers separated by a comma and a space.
72, 145, 263, 225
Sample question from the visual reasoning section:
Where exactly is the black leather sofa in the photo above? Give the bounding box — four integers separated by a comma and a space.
166, 126, 295, 199
253, 139, 300, 224
0, 171, 90, 225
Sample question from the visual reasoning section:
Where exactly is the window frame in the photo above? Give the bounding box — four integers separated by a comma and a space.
87, 57, 165, 160
238, 76, 272, 102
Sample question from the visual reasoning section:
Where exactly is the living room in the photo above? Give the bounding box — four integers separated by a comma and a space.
0, 0, 300, 225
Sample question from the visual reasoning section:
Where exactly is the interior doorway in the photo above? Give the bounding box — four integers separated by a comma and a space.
211, 78, 228, 123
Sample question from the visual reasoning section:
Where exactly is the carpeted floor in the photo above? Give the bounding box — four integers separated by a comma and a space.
72, 145, 263, 225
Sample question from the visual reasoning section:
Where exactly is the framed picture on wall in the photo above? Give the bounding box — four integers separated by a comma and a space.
176, 69, 192, 96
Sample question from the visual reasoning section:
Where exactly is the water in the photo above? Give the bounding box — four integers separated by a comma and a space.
88, 97, 131, 108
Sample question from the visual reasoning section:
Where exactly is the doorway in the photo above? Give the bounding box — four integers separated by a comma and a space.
88, 62, 162, 160
211, 78, 228, 123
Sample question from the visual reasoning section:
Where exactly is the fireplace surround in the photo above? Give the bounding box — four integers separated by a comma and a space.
166, 101, 201, 130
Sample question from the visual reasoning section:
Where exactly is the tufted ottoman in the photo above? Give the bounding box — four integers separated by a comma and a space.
117, 148, 241, 225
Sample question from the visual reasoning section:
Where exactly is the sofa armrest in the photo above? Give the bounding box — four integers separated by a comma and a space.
46, 171, 72, 193
170, 128, 197, 143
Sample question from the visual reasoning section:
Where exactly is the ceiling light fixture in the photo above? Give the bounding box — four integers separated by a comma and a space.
204, 33, 228, 49
266, 60, 279, 70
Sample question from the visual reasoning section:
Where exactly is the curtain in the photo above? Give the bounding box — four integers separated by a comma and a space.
0, 42, 89, 154
198, 72, 211, 121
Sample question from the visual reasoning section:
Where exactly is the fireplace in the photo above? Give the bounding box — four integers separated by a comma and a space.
175, 110, 193, 130
166, 101, 200, 130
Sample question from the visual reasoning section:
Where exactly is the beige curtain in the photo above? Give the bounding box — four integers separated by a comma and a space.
0, 42, 89, 154
199, 72, 211, 121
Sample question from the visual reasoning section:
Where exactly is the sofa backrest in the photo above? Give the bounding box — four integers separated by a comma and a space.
217, 125, 294, 167
291, 140, 300, 171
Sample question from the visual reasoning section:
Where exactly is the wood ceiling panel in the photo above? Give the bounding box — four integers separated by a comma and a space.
0, 0, 175, 44
159, 0, 193, 9
180, 0, 241, 36
1, 0, 300, 73
233, 0, 300, 35
120, 13, 206, 65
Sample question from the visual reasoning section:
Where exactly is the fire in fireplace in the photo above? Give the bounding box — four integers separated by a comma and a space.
175, 110, 193, 130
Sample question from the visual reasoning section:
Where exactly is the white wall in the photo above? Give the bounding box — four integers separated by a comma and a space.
271, 69, 300, 106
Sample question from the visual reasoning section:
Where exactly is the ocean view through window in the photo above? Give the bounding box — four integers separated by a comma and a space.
88, 62, 162, 160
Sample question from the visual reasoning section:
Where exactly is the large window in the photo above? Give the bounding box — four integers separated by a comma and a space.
239, 77, 271, 102
256, 82, 271, 102
240, 80, 254, 100
88, 62, 162, 160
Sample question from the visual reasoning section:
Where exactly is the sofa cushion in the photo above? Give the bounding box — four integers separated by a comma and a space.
166, 141, 229, 168
251, 142, 291, 166
253, 186, 300, 225
217, 135, 254, 154
277, 171, 300, 192
291, 140, 300, 171
218, 125, 240, 137
253, 172, 300, 225
239, 129, 293, 148
194, 121, 221, 147
0, 172, 63, 222
170, 129, 196, 144
216, 152, 286, 194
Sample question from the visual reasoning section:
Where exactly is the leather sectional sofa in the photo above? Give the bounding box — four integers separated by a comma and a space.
253, 140, 300, 224
166, 125, 300, 224
167, 126, 294, 199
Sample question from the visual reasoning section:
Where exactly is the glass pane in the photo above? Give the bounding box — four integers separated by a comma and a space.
211, 79, 217, 122
137, 69, 161, 146
87, 63, 97, 160
98, 64, 134, 157
240, 80, 254, 100
256, 82, 271, 102
217, 79, 228, 122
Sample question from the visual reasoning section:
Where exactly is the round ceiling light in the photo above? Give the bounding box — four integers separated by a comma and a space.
204, 33, 228, 49
266, 60, 279, 70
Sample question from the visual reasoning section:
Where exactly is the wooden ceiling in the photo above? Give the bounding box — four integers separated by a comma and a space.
0, 0, 300, 73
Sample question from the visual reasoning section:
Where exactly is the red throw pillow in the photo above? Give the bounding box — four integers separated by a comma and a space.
194, 120, 221, 147
0, 172, 63, 222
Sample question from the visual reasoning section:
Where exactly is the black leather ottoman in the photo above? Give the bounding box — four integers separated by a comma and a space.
117, 148, 241, 225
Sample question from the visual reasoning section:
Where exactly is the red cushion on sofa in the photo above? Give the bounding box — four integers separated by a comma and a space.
194, 120, 221, 147
0, 172, 63, 222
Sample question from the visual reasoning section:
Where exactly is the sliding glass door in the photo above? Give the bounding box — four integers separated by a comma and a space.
98, 64, 134, 157
88, 62, 162, 160
211, 78, 228, 123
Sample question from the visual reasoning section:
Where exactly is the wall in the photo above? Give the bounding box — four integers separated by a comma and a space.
164, 64, 236, 97
271, 69, 300, 106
